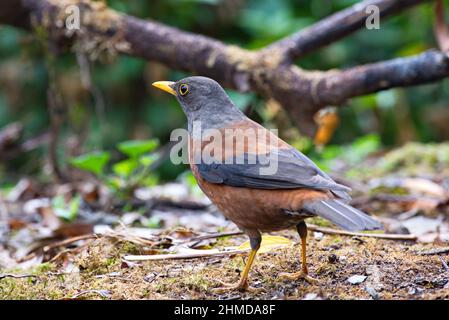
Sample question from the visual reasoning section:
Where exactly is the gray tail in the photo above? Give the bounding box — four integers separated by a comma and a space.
303, 199, 382, 231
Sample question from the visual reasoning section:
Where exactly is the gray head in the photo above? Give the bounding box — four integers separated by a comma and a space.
152, 76, 245, 130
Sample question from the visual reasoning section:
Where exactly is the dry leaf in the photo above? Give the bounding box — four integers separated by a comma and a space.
237, 235, 294, 253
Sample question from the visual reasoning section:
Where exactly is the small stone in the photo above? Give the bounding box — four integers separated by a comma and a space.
347, 275, 367, 285
365, 286, 379, 300
313, 232, 324, 240
144, 273, 158, 283
414, 277, 429, 286
303, 293, 318, 300
431, 278, 448, 288
409, 287, 424, 295
328, 254, 338, 264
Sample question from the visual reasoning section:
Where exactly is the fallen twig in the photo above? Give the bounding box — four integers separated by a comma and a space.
415, 247, 449, 255
104, 228, 168, 247
0, 273, 37, 280
123, 248, 249, 261
438, 256, 449, 272
307, 224, 417, 240
182, 231, 244, 247
43, 234, 96, 252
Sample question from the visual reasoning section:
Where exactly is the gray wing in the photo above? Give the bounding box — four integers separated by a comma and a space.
196, 148, 351, 200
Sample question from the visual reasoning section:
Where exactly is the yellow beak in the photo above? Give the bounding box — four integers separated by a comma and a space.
152, 81, 176, 96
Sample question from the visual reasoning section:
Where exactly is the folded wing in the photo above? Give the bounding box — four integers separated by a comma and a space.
196, 148, 351, 200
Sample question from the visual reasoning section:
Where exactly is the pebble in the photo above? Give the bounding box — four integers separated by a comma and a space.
347, 275, 367, 285
328, 254, 338, 264
313, 232, 324, 240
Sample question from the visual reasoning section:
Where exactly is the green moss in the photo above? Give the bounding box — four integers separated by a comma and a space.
333, 237, 342, 244
369, 186, 408, 195
308, 217, 332, 227
183, 273, 212, 292
32, 262, 55, 275
116, 241, 141, 255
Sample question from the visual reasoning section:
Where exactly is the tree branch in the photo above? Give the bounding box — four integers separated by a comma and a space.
1, 0, 448, 136
315, 49, 449, 106
266, 0, 429, 62
124, 16, 239, 89
0, 0, 31, 29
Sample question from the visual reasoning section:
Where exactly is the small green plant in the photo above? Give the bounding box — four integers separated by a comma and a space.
311, 134, 381, 172
69, 139, 160, 198
177, 170, 203, 197
52, 194, 81, 221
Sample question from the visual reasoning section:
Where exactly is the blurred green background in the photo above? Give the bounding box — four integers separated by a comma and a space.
1, 0, 449, 183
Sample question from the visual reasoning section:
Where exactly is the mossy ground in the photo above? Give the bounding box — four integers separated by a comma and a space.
2, 229, 448, 300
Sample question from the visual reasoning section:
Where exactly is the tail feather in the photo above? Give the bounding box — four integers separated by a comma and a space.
303, 199, 382, 231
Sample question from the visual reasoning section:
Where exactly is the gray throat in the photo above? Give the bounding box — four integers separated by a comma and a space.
187, 102, 246, 136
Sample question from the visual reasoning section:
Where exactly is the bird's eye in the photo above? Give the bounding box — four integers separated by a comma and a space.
179, 84, 189, 96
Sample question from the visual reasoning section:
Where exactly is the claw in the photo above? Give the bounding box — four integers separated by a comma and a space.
279, 271, 320, 284
212, 279, 264, 294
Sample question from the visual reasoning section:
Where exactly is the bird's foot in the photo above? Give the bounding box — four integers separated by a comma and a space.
212, 279, 264, 294
279, 271, 320, 284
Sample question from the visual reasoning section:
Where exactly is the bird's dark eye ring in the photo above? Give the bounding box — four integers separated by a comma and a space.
179, 84, 189, 96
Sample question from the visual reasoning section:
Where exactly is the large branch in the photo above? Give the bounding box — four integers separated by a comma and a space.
314, 50, 449, 105
0, 0, 30, 28
2, 0, 449, 136
266, 0, 429, 62
269, 50, 449, 131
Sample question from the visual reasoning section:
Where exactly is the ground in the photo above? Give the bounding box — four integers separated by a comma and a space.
1, 229, 448, 300
1, 141, 449, 300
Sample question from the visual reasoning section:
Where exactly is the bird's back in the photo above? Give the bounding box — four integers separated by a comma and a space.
188, 119, 334, 231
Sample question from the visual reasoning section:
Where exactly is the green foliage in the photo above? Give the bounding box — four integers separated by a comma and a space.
70, 152, 111, 176
117, 139, 159, 158
69, 139, 160, 198
178, 170, 203, 197
141, 216, 162, 229
52, 194, 81, 221
312, 134, 381, 171
377, 142, 449, 175
112, 159, 138, 178
112, 159, 139, 178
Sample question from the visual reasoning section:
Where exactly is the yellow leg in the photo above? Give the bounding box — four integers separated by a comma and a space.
213, 232, 263, 293
239, 249, 258, 288
300, 235, 309, 274
280, 221, 319, 284
213, 248, 263, 293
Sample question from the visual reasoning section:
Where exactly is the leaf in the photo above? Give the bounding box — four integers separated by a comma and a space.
112, 159, 139, 178
346, 134, 380, 162
142, 216, 162, 229
139, 154, 158, 167
105, 176, 124, 192
52, 195, 81, 221
237, 235, 294, 253
117, 139, 159, 158
69, 151, 110, 176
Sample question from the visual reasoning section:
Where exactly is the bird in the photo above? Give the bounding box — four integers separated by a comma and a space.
152, 76, 382, 292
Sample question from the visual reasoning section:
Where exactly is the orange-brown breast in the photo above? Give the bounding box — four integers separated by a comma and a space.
188, 120, 331, 232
